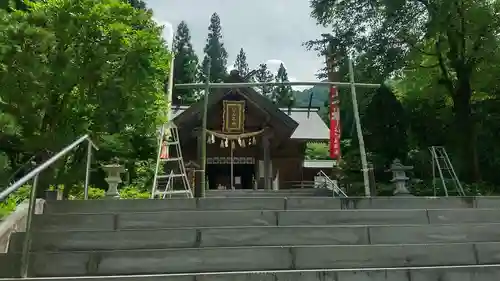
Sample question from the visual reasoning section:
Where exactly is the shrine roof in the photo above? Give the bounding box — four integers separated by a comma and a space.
171, 106, 329, 141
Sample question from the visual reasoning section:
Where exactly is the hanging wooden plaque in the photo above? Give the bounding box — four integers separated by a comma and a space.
222, 100, 245, 133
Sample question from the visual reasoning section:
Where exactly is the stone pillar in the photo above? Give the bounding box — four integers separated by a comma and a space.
368, 163, 377, 197
273, 169, 280, 190
262, 134, 271, 190
102, 164, 126, 199
389, 159, 414, 196
195, 131, 203, 197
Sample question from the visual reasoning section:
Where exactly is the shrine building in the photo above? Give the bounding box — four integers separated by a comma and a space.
170, 71, 334, 191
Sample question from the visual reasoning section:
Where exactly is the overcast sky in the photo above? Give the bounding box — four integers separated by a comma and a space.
145, 0, 329, 89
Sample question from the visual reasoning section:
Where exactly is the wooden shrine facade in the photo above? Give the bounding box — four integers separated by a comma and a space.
171, 71, 332, 192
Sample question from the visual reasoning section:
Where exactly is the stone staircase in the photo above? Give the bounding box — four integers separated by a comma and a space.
2, 195, 500, 280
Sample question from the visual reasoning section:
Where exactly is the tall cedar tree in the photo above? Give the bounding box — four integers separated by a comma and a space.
363, 85, 408, 167
255, 63, 274, 97
233, 48, 249, 77
200, 13, 228, 82
273, 63, 295, 107
173, 21, 199, 105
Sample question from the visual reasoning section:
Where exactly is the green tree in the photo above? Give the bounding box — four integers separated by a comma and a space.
0, 0, 30, 11
234, 48, 249, 77
173, 21, 199, 105
0, 0, 169, 193
273, 63, 295, 107
200, 13, 228, 82
255, 63, 274, 97
125, 0, 147, 10
363, 85, 408, 167
309, 0, 500, 182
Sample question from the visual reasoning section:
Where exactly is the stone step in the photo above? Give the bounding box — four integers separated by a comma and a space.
204, 189, 334, 197
43, 196, 500, 214
1, 266, 500, 281
9, 223, 500, 252
3, 242, 499, 277
31, 209, 500, 231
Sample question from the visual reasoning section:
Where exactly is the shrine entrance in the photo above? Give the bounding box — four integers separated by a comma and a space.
206, 159, 255, 190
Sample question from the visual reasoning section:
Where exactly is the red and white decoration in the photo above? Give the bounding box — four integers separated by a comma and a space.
329, 86, 341, 159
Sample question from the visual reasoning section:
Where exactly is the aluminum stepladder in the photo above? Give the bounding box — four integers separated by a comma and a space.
429, 146, 465, 196
151, 122, 193, 198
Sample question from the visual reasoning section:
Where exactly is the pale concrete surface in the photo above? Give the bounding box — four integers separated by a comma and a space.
352, 197, 474, 210
475, 196, 500, 208
117, 210, 277, 229
8, 228, 198, 252
30, 208, 500, 231
286, 198, 342, 209
2, 266, 500, 280
0, 199, 44, 253
293, 244, 477, 269
368, 223, 500, 244
4, 243, 499, 277
44, 199, 197, 214
10, 224, 500, 253
32, 213, 115, 231
43, 196, 500, 214
427, 209, 500, 224
199, 226, 368, 247
26, 247, 291, 276
197, 197, 285, 210
278, 209, 429, 225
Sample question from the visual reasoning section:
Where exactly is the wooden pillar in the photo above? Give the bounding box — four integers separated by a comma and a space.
195, 130, 203, 197
263, 134, 271, 190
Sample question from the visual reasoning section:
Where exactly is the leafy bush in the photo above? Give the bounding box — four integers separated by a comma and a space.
68, 186, 106, 200
67, 185, 149, 200
119, 186, 150, 199
0, 185, 31, 219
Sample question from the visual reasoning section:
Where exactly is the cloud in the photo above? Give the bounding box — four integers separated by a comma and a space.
228, 61, 236, 72
289, 77, 312, 91
265, 59, 312, 91
265, 59, 285, 74
153, 17, 174, 47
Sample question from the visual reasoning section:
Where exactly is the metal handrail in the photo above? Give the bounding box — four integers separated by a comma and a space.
0, 135, 98, 201
0, 134, 98, 278
317, 170, 348, 197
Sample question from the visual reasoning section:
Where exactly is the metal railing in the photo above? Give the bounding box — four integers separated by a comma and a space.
0, 134, 98, 278
316, 170, 348, 197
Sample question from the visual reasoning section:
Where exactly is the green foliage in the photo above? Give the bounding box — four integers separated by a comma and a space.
308, 0, 500, 182
173, 21, 199, 105
233, 48, 249, 77
200, 13, 228, 83
69, 186, 106, 200
0, 0, 170, 195
255, 63, 274, 96
363, 85, 408, 167
124, 0, 147, 10
0, 185, 30, 219
119, 186, 150, 199
305, 143, 329, 160
272, 63, 295, 107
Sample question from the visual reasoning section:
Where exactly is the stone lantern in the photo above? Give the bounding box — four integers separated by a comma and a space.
102, 161, 126, 199
389, 159, 414, 196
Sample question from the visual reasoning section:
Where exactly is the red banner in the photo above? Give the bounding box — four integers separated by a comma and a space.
329, 86, 341, 159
